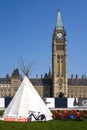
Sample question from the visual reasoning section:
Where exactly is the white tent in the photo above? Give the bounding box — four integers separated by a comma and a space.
2, 76, 53, 122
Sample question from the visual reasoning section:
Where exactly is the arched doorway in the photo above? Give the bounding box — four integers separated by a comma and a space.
59, 92, 64, 98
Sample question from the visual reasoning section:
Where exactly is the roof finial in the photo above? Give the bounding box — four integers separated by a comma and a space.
58, 0, 60, 12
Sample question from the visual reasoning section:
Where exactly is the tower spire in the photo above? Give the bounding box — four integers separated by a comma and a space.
56, 10, 63, 30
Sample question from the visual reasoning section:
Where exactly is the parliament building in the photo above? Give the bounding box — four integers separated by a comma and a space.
0, 10, 87, 98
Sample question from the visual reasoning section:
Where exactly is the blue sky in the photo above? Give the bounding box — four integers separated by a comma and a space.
0, 0, 87, 78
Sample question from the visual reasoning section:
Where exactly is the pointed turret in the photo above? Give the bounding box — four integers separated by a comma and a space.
56, 10, 63, 30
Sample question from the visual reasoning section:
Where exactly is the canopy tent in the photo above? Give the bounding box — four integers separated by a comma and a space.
2, 76, 53, 122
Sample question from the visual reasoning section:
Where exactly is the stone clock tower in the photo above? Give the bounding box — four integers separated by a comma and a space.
52, 10, 68, 97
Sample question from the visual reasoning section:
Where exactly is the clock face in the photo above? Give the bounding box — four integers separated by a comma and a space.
57, 33, 62, 39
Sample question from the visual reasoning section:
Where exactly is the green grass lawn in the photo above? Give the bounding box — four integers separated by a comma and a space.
0, 110, 87, 130
0, 119, 87, 130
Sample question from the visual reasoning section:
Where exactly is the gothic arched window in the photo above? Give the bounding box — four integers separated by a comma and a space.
61, 55, 64, 59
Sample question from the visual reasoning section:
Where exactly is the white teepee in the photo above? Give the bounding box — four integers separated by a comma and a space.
3, 76, 53, 122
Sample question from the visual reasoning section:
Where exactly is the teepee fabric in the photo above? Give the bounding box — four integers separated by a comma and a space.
3, 76, 53, 121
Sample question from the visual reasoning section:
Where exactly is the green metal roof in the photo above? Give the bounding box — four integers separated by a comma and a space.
56, 10, 63, 30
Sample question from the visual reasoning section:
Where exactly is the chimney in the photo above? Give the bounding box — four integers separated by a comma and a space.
76, 74, 78, 80
41, 74, 43, 79
71, 74, 73, 80
36, 74, 38, 79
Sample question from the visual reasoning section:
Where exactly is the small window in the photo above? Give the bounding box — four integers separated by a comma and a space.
57, 55, 60, 59
59, 79, 63, 86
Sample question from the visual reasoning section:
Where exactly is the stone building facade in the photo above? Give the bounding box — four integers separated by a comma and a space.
68, 75, 87, 98
0, 10, 87, 98
0, 69, 22, 97
0, 68, 52, 98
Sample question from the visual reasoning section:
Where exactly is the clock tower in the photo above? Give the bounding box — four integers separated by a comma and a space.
52, 10, 68, 97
